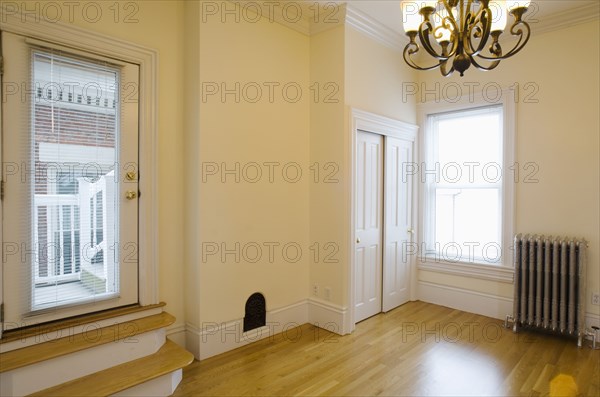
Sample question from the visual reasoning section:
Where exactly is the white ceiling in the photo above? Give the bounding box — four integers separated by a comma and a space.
346, 0, 600, 35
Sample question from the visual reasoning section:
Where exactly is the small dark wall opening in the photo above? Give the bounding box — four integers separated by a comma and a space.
243, 293, 266, 332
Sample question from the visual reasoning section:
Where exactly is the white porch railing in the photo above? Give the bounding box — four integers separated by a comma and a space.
33, 171, 115, 289
34, 194, 80, 284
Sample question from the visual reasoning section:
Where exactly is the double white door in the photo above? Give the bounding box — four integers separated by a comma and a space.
355, 131, 414, 323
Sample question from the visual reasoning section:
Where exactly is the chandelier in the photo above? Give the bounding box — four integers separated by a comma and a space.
401, 0, 531, 76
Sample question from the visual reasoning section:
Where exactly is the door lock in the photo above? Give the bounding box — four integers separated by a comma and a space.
126, 191, 137, 200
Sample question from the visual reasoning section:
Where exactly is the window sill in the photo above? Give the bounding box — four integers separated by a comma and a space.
417, 259, 514, 283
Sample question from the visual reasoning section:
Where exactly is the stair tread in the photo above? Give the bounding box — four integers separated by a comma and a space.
0, 302, 167, 345
0, 312, 175, 373
28, 340, 194, 397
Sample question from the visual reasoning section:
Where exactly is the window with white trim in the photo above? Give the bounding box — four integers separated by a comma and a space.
422, 103, 514, 266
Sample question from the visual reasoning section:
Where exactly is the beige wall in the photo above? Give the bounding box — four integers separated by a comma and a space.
416, 19, 600, 319
309, 26, 348, 307
15, 0, 188, 330
194, 8, 311, 326
345, 27, 418, 124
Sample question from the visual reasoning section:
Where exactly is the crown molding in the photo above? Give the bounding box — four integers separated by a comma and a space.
344, 5, 408, 52
531, 2, 600, 35
226, 2, 598, 48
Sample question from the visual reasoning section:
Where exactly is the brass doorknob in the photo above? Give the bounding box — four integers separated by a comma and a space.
356, 237, 361, 243
126, 191, 137, 200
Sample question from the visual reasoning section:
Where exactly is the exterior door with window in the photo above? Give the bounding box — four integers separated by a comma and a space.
1, 32, 139, 328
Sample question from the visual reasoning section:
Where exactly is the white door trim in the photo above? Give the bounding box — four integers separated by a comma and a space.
348, 108, 419, 333
0, 7, 159, 307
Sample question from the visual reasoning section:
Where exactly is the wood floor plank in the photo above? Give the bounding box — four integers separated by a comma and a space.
0, 302, 166, 345
0, 312, 175, 372
28, 340, 194, 397
173, 302, 600, 397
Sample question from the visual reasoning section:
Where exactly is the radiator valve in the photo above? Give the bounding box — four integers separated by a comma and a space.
585, 326, 600, 350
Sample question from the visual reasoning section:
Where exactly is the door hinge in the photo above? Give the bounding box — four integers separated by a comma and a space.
0, 180, 5, 200
0, 303, 4, 323
0, 55, 3, 76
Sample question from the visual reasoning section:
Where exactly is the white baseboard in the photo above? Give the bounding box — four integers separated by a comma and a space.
418, 281, 600, 334
417, 280, 513, 320
188, 300, 308, 360
166, 323, 186, 348
185, 298, 353, 360
307, 298, 350, 335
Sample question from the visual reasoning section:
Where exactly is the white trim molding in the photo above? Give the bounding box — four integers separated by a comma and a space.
418, 281, 513, 320
0, 5, 160, 306
189, 300, 308, 360
532, 2, 600, 35
345, 5, 407, 52
419, 281, 600, 338
417, 88, 517, 284
307, 297, 349, 335
418, 260, 515, 283
348, 108, 419, 332
185, 299, 352, 360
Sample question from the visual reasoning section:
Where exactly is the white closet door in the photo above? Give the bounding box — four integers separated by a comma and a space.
355, 131, 383, 323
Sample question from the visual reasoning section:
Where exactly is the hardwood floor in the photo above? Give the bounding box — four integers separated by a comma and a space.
173, 302, 600, 396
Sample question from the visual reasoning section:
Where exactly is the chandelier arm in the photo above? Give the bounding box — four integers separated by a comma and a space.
402, 40, 444, 71
440, 59, 455, 76
465, 7, 492, 57
475, 20, 530, 61
470, 55, 501, 71
418, 21, 450, 61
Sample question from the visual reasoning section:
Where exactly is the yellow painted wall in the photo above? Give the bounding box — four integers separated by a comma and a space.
416, 19, 600, 319
14, 0, 188, 330
345, 27, 418, 124
309, 26, 348, 307
195, 7, 311, 325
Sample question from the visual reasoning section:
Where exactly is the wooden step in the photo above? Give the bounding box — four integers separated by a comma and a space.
1, 302, 166, 345
0, 312, 175, 373
28, 340, 194, 397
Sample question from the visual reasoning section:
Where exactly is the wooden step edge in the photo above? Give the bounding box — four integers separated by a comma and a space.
0, 312, 175, 373
28, 340, 194, 397
1, 302, 167, 345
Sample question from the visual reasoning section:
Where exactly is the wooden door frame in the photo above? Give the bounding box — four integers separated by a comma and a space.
347, 108, 419, 333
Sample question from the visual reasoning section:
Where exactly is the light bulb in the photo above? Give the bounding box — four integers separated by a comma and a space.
506, 0, 530, 11
420, 0, 438, 9
490, 0, 507, 32
401, 1, 424, 33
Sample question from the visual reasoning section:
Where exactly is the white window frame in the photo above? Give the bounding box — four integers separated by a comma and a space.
0, 8, 159, 320
417, 89, 516, 283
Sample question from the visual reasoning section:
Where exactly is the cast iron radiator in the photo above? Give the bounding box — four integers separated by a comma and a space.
507, 234, 587, 346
